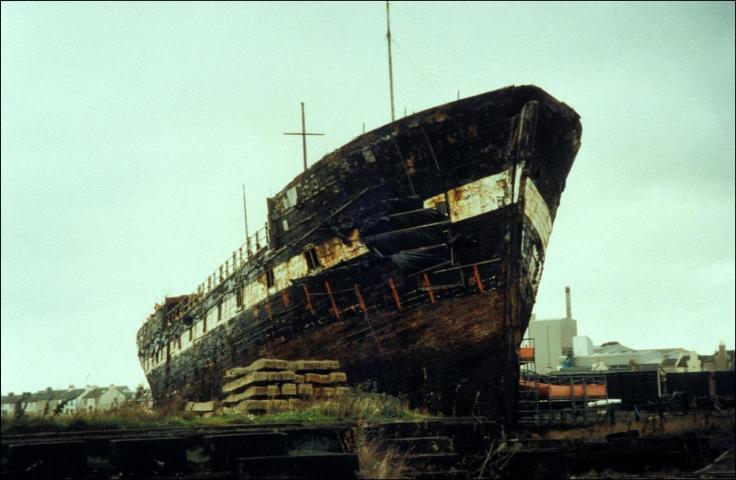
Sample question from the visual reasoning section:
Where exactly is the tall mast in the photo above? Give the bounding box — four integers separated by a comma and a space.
386, 1, 395, 122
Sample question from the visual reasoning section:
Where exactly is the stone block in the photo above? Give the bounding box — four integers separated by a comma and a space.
223, 391, 250, 405
243, 385, 280, 399
316, 387, 335, 398
281, 383, 297, 396
305, 373, 329, 384
329, 372, 347, 383
223, 372, 266, 393
224, 366, 251, 380
246, 358, 290, 372
288, 360, 340, 372
223, 370, 296, 393
191, 400, 215, 412
270, 370, 296, 382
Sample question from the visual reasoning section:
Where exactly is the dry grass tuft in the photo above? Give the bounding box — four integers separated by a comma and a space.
343, 421, 411, 479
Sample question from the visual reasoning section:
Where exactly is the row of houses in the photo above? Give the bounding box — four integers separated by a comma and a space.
1, 384, 153, 418
524, 287, 735, 375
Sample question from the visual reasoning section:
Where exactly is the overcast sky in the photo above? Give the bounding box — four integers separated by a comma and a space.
2, 1, 734, 394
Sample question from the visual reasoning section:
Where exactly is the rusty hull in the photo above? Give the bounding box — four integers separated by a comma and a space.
136, 84, 582, 424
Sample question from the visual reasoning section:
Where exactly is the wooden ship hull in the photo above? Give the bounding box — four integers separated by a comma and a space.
136, 85, 582, 422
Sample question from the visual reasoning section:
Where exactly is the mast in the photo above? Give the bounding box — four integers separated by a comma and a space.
386, 1, 395, 122
283, 102, 324, 172
242, 184, 250, 255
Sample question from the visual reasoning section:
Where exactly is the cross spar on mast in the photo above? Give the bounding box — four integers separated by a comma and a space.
283, 102, 324, 172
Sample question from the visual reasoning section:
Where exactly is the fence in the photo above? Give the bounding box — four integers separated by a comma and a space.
517, 372, 609, 427
161, 224, 271, 326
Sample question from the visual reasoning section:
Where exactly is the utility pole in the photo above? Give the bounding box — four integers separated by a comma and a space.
283, 102, 324, 172
386, 1, 396, 122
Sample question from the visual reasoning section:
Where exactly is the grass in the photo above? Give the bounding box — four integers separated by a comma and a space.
343, 420, 411, 479
1, 391, 431, 435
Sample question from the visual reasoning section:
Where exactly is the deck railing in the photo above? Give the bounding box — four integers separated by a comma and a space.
159, 224, 270, 326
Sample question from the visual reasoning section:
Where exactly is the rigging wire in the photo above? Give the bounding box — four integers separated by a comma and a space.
389, 37, 444, 104
391, 3, 486, 90
331, 40, 387, 139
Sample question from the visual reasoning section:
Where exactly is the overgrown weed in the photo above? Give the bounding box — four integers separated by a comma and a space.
1, 390, 430, 434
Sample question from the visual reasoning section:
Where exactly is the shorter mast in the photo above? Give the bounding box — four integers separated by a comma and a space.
283, 102, 324, 172
242, 184, 251, 256
386, 1, 396, 122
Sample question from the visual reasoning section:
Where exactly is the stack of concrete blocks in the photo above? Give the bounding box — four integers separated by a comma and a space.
219, 358, 350, 414
184, 400, 217, 417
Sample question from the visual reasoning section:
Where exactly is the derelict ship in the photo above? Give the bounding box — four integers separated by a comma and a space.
136, 84, 582, 421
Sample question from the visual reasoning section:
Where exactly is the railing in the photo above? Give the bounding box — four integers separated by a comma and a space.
160, 224, 271, 326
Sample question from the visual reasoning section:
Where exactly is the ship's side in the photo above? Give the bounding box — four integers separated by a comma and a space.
136, 85, 581, 421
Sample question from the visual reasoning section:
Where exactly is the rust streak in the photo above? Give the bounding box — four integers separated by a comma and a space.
422, 273, 436, 304
264, 298, 273, 321
325, 280, 340, 319
354, 284, 368, 317
388, 277, 402, 310
281, 291, 290, 308
303, 284, 315, 315
473, 264, 485, 293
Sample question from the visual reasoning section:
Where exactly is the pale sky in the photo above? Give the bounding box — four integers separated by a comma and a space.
2, 1, 734, 394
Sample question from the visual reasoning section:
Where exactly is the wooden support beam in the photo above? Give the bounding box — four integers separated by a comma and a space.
325, 280, 340, 319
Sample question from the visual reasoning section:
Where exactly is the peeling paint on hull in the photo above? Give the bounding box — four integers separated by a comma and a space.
136, 85, 582, 424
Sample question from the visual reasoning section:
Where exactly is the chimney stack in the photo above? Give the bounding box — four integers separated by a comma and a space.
565, 286, 572, 319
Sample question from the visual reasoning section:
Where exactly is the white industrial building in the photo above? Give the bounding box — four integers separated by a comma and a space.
524, 286, 577, 374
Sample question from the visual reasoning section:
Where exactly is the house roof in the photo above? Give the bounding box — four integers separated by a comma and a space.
3, 389, 86, 404
661, 358, 679, 367
81, 388, 108, 400
57, 389, 86, 401
594, 342, 637, 354
28, 390, 63, 402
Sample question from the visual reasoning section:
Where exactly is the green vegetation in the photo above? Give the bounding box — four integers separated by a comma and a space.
1, 391, 431, 435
